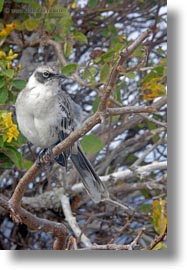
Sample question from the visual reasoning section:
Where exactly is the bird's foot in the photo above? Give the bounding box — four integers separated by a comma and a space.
36, 148, 55, 167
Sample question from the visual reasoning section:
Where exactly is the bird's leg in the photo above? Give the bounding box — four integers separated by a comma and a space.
36, 147, 55, 167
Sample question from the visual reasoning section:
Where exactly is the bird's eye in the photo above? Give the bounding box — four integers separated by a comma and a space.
43, 71, 50, 78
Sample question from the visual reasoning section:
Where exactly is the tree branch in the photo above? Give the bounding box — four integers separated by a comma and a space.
81, 228, 145, 250
0, 194, 67, 250
60, 193, 92, 248
98, 29, 152, 112
107, 105, 156, 115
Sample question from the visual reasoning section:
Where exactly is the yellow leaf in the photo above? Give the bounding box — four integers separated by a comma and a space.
48, 0, 55, 6
71, 1, 77, 8
0, 50, 6, 59
141, 77, 166, 100
0, 23, 16, 37
152, 199, 167, 235
152, 242, 167, 250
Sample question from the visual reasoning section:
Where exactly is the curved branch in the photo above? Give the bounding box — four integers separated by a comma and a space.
0, 194, 67, 250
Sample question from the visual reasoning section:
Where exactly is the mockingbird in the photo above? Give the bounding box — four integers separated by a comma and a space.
15, 65, 109, 202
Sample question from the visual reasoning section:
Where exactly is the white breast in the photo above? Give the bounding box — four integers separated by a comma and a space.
16, 77, 61, 148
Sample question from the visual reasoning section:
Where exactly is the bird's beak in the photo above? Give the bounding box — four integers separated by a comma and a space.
53, 74, 67, 79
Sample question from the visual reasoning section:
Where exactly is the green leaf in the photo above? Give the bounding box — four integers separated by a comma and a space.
1, 145, 22, 169
142, 65, 166, 84
100, 63, 109, 82
146, 120, 156, 130
0, 135, 4, 147
0, 0, 4, 13
139, 203, 151, 214
100, 49, 116, 63
2, 69, 14, 78
92, 96, 100, 113
61, 63, 78, 75
124, 72, 135, 79
0, 77, 5, 88
64, 41, 73, 58
22, 159, 33, 170
154, 66, 165, 76
152, 242, 167, 250
82, 66, 97, 83
81, 134, 104, 154
133, 45, 143, 57
12, 79, 26, 90
0, 60, 6, 69
0, 153, 14, 169
0, 87, 8, 104
73, 31, 88, 44
24, 19, 39, 31
88, 0, 98, 8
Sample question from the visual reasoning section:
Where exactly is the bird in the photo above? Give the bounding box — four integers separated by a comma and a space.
15, 64, 109, 203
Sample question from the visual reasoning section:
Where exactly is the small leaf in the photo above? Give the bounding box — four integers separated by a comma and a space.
100, 63, 109, 82
152, 242, 167, 250
22, 159, 33, 170
12, 79, 26, 90
0, 87, 8, 104
82, 66, 97, 83
124, 72, 135, 79
100, 49, 116, 63
0, 135, 4, 147
61, 63, 78, 75
0, 0, 4, 12
133, 45, 143, 57
88, 0, 98, 8
73, 31, 88, 44
0, 153, 14, 169
2, 69, 14, 78
92, 96, 100, 113
81, 134, 104, 154
0, 77, 5, 88
152, 199, 167, 235
64, 41, 73, 58
24, 18, 39, 31
1, 145, 22, 169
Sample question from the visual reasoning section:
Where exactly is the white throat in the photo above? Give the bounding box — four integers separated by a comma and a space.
27, 74, 41, 90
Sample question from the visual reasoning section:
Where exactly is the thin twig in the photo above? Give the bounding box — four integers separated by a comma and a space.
60, 193, 92, 248
147, 226, 167, 250
81, 228, 145, 250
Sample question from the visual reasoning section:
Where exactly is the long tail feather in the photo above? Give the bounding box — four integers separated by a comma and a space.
70, 145, 109, 202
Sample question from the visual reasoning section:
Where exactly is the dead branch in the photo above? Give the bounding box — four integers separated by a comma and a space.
81, 228, 145, 250
60, 193, 92, 248
107, 106, 156, 115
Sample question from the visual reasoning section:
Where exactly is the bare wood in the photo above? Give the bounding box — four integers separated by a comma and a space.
107, 105, 156, 115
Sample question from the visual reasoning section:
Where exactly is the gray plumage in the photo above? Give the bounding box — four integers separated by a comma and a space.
15, 65, 109, 202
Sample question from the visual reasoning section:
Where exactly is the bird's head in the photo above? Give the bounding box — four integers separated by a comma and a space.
27, 65, 67, 89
